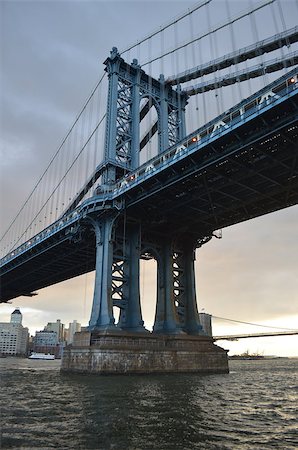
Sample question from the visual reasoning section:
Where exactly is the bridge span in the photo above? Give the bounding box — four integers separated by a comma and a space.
1, 69, 297, 305
1, 1, 298, 374
214, 331, 298, 341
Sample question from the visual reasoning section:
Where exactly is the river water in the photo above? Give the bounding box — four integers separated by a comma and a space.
0, 357, 297, 449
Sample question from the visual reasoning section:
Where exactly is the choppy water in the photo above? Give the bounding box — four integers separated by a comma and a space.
0, 357, 297, 449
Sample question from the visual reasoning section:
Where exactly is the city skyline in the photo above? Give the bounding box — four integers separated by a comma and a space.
1, 0, 298, 356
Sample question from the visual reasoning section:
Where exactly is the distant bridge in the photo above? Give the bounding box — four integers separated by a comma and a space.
214, 331, 298, 341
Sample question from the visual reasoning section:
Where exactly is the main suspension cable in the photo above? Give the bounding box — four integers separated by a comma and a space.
141, 0, 275, 67
120, 0, 211, 56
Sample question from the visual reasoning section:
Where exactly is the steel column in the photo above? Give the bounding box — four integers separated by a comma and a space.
119, 224, 146, 332
88, 217, 116, 330
103, 47, 121, 183
182, 243, 203, 334
158, 74, 169, 153
153, 240, 183, 334
130, 60, 141, 169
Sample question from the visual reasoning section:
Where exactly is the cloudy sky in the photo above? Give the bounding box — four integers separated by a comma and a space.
1, 0, 297, 356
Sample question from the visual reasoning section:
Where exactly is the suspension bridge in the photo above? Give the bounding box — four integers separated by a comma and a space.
1, 0, 297, 373
214, 331, 298, 341
210, 315, 298, 340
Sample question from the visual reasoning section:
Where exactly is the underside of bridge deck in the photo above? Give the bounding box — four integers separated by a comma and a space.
125, 95, 298, 238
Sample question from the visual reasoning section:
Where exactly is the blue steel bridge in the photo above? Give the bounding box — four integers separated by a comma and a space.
1, 1, 298, 335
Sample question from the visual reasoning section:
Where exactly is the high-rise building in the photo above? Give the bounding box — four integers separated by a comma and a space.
67, 320, 81, 344
199, 313, 213, 337
0, 308, 29, 355
10, 307, 23, 324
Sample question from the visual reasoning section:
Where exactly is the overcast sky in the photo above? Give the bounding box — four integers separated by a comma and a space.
1, 0, 297, 356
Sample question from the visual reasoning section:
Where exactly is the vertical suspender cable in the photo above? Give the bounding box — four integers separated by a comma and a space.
225, 0, 242, 106
147, 37, 152, 161
249, 0, 268, 89
189, 10, 202, 128
206, 4, 220, 118
85, 88, 94, 191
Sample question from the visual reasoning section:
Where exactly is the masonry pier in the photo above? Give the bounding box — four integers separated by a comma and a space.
61, 331, 228, 374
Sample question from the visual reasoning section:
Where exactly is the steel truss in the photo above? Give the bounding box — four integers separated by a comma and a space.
102, 47, 187, 184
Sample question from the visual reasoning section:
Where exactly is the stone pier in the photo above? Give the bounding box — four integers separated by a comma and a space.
61, 331, 229, 374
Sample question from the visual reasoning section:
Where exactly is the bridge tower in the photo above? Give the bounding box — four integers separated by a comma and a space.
101, 46, 187, 181
87, 48, 205, 336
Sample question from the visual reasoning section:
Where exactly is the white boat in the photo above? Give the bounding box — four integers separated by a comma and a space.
28, 352, 55, 360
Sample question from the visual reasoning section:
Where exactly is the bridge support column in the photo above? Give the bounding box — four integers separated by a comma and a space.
118, 224, 146, 332
182, 243, 203, 335
158, 74, 169, 152
153, 240, 183, 334
88, 217, 116, 331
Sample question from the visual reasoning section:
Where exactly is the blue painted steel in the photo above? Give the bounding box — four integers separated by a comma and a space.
182, 244, 204, 334
153, 240, 184, 334
118, 224, 146, 332
88, 216, 116, 330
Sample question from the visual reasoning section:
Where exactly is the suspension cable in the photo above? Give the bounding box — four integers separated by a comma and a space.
120, 0, 211, 55
0, 72, 106, 244
9, 113, 106, 251
141, 0, 275, 67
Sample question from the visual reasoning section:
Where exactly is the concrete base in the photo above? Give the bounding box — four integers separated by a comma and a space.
61, 331, 229, 374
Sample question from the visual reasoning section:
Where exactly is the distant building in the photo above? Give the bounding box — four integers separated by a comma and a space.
10, 307, 23, 324
67, 320, 81, 344
199, 313, 213, 337
44, 319, 65, 342
33, 330, 60, 357
0, 308, 29, 356
34, 330, 58, 347
33, 319, 67, 358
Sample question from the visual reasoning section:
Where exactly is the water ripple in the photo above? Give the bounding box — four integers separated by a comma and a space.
0, 358, 297, 449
